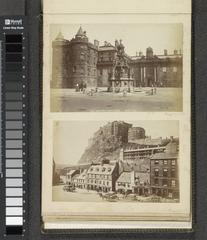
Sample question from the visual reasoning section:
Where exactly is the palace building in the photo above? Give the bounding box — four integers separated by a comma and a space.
52, 27, 183, 90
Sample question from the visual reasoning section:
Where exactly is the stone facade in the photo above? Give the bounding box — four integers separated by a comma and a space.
52, 27, 98, 88
128, 127, 146, 142
150, 141, 179, 199
93, 121, 132, 144
87, 162, 119, 192
52, 27, 183, 89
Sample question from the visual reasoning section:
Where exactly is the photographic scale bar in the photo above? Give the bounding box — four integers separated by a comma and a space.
2, 31, 27, 236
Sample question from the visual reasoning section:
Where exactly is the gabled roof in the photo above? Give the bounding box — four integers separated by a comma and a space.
117, 172, 132, 183
77, 169, 88, 179
67, 169, 77, 176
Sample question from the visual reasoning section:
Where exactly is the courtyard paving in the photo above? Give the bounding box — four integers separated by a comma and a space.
51, 87, 182, 112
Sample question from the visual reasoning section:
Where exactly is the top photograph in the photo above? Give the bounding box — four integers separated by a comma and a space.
50, 23, 183, 112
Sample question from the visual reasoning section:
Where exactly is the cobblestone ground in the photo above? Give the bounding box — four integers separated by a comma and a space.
52, 186, 178, 203
51, 87, 182, 112
53, 186, 104, 202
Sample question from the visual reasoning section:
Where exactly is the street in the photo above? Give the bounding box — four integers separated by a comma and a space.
53, 185, 104, 202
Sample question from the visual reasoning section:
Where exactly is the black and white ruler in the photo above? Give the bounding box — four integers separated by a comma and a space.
0, 16, 28, 238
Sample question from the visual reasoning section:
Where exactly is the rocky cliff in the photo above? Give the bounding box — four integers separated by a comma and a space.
79, 122, 130, 164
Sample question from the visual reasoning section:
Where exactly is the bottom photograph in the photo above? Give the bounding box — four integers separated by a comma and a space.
42, 120, 191, 229
53, 120, 179, 203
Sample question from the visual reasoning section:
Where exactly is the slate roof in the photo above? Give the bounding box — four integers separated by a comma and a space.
66, 169, 77, 176
88, 164, 116, 175
77, 169, 87, 179
116, 172, 132, 183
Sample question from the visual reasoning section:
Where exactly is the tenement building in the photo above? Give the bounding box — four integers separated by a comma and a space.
52, 27, 183, 90
86, 161, 119, 192
150, 140, 179, 199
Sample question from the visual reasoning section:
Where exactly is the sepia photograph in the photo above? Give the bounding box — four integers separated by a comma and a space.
52, 120, 180, 203
50, 24, 183, 112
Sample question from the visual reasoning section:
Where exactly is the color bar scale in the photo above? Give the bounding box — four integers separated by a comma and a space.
0, 17, 28, 237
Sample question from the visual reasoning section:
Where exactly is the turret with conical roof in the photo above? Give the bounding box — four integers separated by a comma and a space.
68, 26, 98, 88
74, 26, 88, 41
76, 26, 84, 37
55, 31, 64, 41
52, 31, 70, 88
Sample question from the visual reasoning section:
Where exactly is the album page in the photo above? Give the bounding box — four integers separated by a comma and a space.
42, 0, 192, 229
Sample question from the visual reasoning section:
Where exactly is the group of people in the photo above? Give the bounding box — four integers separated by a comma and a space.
151, 85, 157, 95
75, 82, 87, 93
75, 82, 99, 96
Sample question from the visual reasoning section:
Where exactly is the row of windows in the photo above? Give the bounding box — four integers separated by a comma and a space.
99, 56, 113, 62
88, 174, 112, 180
153, 159, 176, 166
88, 180, 110, 185
124, 151, 153, 156
77, 179, 85, 183
154, 179, 176, 187
99, 52, 113, 58
154, 168, 176, 177
117, 182, 130, 188
90, 167, 112, 172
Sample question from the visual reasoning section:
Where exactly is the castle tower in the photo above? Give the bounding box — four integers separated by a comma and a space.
69, 27, 98, 88
52, 31, 70, 88
128, 127, 146, 142
111, 121, 132, 143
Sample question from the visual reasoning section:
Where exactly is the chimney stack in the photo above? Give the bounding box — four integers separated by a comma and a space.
174, 49, 178, 55
164, 49, 168, 56
94, 39, 99, 47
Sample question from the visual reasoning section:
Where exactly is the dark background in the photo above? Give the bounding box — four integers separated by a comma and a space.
1, 0, 207, 239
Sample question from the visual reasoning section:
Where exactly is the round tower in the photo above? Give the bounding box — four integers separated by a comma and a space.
69, 26, 95, 88
128, 127, 146, 142
52, 31, 70, 88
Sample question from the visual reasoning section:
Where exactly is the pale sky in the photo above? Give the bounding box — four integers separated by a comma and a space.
53, 120, 179, 165
50, 23, 183, 56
